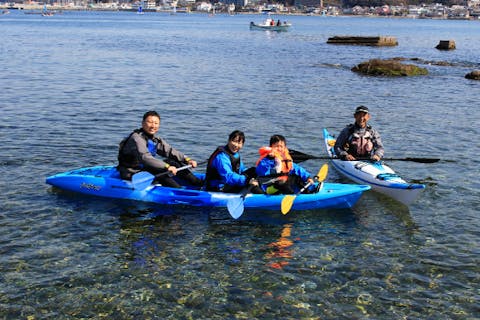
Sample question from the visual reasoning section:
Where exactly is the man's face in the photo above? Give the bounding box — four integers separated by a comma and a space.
354, 112, 370, 128
142, 115, 160, 135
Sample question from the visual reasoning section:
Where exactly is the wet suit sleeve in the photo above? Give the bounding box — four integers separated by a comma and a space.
131, 134, 172, 170
334, 127, 350, 159
154, 136, 188, 164
213, 152, 247, 187
371, 129, 385, 159
255, 157, 277, 177
292, 163, 311, 181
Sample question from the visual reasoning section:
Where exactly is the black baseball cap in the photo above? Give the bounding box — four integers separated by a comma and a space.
355, 105, 369, 114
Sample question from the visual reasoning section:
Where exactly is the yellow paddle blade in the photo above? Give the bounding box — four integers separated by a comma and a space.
281, 195, 296, 215
327, 139, 336, 147
280, 164, 329, 215
316, 164, 329, 182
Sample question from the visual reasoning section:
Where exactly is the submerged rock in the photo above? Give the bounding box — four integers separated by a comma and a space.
352, 59, 428, 77
465, 70, 480, 80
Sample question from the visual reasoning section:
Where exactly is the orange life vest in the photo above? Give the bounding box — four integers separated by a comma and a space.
257, 147, 293, 181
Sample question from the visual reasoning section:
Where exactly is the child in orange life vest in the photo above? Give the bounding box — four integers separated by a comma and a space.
256, 135, 314, 194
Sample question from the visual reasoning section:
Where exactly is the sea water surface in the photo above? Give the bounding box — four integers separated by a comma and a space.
1, 10, 479, 319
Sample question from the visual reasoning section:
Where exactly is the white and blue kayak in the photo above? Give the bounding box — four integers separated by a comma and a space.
46, 166, 370, 215
323, 128, 425, 205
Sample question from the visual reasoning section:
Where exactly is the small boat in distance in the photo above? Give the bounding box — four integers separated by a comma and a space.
250, 16, 291, 31
42, 4, 54, 16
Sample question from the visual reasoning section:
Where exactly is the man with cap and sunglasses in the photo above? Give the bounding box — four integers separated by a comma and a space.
334, 105, 384, 161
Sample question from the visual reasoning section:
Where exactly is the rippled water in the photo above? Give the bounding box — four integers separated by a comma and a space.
1, 10, 479, 319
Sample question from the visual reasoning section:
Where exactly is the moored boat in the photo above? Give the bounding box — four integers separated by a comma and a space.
46, 166, 370, 215
323, 128, 425, 205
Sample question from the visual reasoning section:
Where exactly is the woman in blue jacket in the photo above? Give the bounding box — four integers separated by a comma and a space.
205, 130, 263, 194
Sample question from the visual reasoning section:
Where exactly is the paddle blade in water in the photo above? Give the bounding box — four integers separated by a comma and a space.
227, 197, 245, 219
281, 195, 296, 215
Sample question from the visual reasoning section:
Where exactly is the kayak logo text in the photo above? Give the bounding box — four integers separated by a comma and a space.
80, 182, 102, 191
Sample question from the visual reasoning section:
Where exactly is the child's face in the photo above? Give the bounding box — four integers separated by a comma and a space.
271, 141, 286, 154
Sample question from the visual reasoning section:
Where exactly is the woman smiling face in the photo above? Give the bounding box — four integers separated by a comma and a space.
227, 136, 244, 154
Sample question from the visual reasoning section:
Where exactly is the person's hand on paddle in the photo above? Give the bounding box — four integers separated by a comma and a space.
187, 159, 197, 168
166, 158, 197, 176
345, 153, 380, 161
167, 165, 178, 175
248, 178, 260, 188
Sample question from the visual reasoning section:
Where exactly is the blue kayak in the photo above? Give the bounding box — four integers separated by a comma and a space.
46, 166, 370, 214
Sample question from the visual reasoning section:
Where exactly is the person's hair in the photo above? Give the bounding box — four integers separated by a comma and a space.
228, 130, 245, 143
269, 134, 286, 146
142, 111, 161, 122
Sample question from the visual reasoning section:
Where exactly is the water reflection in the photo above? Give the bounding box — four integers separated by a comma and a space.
265, 224, 294, 270
354, 193, 419, 232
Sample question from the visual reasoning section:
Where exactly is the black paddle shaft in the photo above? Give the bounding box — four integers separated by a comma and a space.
289, 149, 441, 164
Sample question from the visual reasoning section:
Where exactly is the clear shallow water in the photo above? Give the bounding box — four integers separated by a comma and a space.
1, 10, 479, 319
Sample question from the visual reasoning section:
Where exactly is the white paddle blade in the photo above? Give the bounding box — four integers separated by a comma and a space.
131, 171, 155, 190
227, 197, 244, 219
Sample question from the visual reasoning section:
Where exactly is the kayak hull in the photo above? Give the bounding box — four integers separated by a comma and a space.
323, 128, 425, 205
46, 166, 370, 212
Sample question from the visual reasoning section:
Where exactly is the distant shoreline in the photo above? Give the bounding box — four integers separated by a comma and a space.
1, 5, 478, 21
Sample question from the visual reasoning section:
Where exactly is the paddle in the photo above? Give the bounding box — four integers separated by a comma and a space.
289, 149, 441, 164
131, 164, 192, 190
226, 176, 282, 219
281, 164, 329, 215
